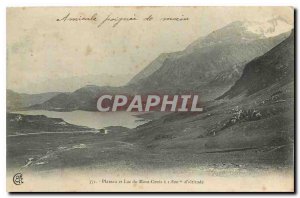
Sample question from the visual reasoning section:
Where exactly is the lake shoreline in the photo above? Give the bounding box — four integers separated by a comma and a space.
9, 110, 149, 129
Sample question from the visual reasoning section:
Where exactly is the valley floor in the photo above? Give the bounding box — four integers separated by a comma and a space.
7, 82, 295, 175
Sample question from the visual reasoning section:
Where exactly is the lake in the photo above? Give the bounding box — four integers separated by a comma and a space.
11, 110, 149, 129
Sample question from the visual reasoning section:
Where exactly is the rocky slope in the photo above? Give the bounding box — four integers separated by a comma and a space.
125, 30, 294, 167
219, 30, 294, 99
133, 21, 290, 94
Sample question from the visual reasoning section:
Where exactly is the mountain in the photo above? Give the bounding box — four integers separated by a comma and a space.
219, 30, 294, 99
7, 90, 62, 111
33, 19, 292, 111
129, 17, 293, 84
131, 21, 291, 96
128, 53, 178, 85
30, 85, 134, 111
125, 31, 295, 164
12, 74, 133, 94
129, 18, 293, 88
242, 16, 293, 38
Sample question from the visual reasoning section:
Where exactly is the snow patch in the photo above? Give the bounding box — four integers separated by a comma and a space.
243, 17, 293, 38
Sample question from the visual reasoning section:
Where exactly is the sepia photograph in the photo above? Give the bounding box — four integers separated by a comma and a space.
3, 4, 296, 193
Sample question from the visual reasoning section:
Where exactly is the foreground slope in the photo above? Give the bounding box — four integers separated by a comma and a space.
125, 32, 295, 167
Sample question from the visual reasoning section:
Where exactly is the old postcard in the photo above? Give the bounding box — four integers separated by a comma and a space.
6, 6, 294, 192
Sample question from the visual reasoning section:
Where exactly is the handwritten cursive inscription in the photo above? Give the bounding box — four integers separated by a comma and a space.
56, 13, 97, 22
97, 14, 138, 28
56, 12, 189, 28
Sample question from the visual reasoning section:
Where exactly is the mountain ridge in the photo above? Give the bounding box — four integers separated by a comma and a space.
22, 20, 293, 111
218, 30, 294, 99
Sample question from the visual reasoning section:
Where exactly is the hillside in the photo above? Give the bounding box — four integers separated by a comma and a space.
124, 30, 294, 168
133, 22, 290, 94
7, 90, 62, 111
219, 30, 294, 99
128, 53, 179, 85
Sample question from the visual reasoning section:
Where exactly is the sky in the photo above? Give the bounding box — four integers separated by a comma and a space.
7, 7, 294, 93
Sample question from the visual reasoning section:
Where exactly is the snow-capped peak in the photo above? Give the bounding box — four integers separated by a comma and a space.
243, 16, 293, 38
